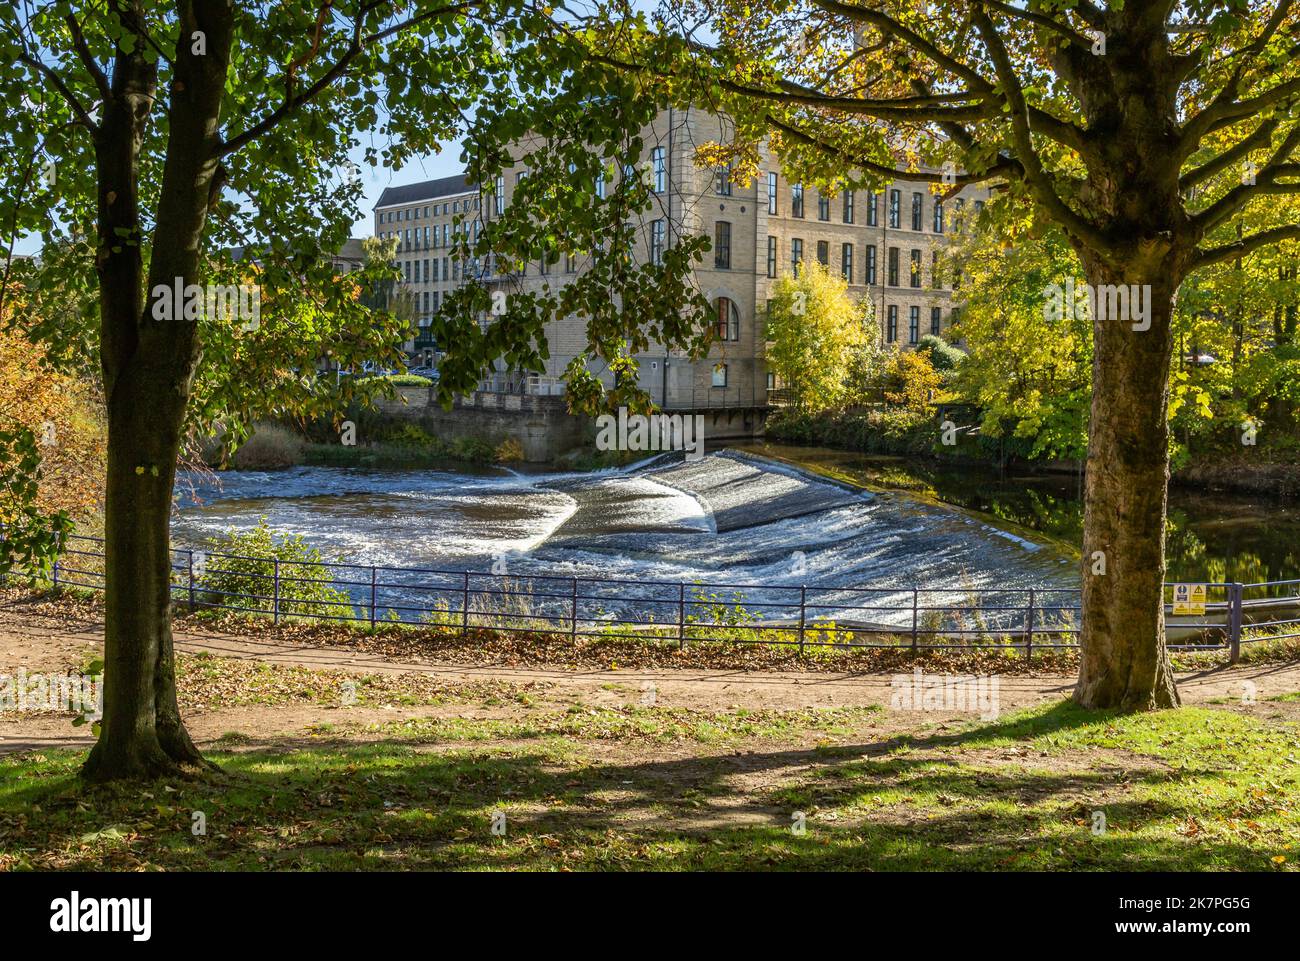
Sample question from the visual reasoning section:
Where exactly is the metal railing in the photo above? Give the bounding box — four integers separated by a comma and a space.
32, 534, 1300, 660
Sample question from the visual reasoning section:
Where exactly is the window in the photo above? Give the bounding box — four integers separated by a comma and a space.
423, 259, 429, 282
715, 297, 740, 342
715, 164, 732, 196
494, 176, 504, 216
442, 256, 449, 279
932, 250, 942, 289
791, 184, 804, 218
867, 191, 878, 227
452, 260, 460, 281
596, 167, 606, 199
887, 305, 898, 342
909, 306, 920, 345
888, 189, 901, 228
442, 224, 449, 246
714, 221, 732, 269
954, 197, 966, 232
975, 199, 985, 217
712, 363, 728, 388
768, 172, 778, 215
432, 259, 440, 282
816, 240, 829, 266
423, 206, 429, 217
566, 251, 576, 274
930, 306, 942, 336
843, 190, 854, 224
910, 249, 922, 288
404, 229, 411, 249
865, 245, 877, 285
651, 147, 666, 193
911, 192, 923, 230
791, 238, 804, 275
650, 219, 666, 266
841, 243, 853, 282
766, 236, 777, 278
818, 193, 830, 221
933, 199, 945, 234
887, 246, 899, 286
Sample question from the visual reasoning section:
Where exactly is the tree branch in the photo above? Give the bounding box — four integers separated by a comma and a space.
969, 4, 1110, 253
64, 13, 111, 103
1193, 223, 1300, 270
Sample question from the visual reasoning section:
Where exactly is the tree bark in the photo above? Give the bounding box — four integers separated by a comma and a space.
83, 0, 233, 782
1074, 253, 1182, 710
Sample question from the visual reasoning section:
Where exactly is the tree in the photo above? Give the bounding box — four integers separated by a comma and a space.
0, 1, 708, 780
593, 0, 1300, 709
764, 261, 872, 411
948, 201, 1091, 461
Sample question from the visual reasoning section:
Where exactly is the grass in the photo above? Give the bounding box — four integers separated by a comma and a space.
2, 700, 1296, 871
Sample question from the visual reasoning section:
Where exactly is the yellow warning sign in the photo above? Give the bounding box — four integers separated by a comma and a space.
1172, 583, 1207, 616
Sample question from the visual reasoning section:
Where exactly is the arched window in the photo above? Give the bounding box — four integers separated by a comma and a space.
715, 297, 740, 342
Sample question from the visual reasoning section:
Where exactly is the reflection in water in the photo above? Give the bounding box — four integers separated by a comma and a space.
749, 443, 1300, 584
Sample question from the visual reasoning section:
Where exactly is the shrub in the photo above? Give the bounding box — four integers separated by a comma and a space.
232, 423, 304, 470
451, 436, 496, 464
495, 438, 525, 463
357, 373, 433, 387
196, 520, 354, 620
915, 334, 967, 372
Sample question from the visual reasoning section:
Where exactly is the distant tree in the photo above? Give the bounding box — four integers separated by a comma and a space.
764, 262, 872, 412
915, 334, 966, 373
881, 348, 942, 411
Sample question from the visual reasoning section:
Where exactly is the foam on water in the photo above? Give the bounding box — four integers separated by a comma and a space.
173, 451, 1074, 601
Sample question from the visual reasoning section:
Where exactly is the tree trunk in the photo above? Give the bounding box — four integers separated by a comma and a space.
83, 0, 233, 781
83, 381, 206, 780
1074, 255, 1181, 710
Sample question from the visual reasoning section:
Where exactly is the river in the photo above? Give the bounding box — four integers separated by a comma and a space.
173, 445, 1295, 592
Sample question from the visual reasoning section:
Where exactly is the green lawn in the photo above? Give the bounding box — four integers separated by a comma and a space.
2, 700, 1296, 871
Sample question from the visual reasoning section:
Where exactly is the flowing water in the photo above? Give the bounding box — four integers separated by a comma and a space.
170, 446, 1294, 630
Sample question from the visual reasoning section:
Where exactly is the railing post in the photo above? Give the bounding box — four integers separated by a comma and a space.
51, 533, 60, 591
798, 586, 807, 655
678, 582, 686, 649
273, 558, 280, 624
910, 588, 919, 652
369, 566, 378, 629
1228, 582, 1244, 664
1025, 588, 1035, 660
188, 550, 196, 614
461, 571, 470, 635
570, 576, 578, 644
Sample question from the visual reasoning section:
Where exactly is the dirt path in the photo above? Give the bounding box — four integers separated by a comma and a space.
4, 593, 1298, 755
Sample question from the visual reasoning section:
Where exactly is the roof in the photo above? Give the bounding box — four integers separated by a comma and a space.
225, 239, 368, 264
376, 174, 476, 208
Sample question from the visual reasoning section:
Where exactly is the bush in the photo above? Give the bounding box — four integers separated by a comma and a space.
357, 373, 433, 387
451, 436, 496, 464
495, 438, 525, 463
916, 335, 967, 372
196, 520, 354, 620
232, 423, 304, 470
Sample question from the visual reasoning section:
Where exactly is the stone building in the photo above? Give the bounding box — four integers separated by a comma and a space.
372, 109, 989, 446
